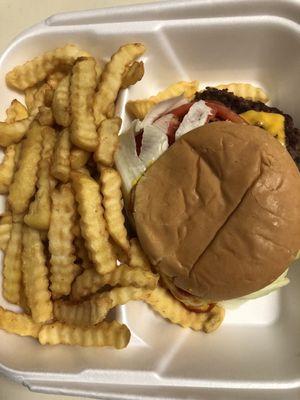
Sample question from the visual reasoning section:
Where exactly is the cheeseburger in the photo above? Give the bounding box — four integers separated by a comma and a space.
116, 85, 300, 310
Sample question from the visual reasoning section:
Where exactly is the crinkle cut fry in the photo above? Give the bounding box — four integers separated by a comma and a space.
71, 171, 116, 275
215, 83, 269, 103
22, 226, 53, 323
94, 117, 121, 167
70, 57, 98, 151
93, 43, 146, 126
37, 106, 54, 126
25, 83, 53, 114
0, 144, 20, 194
145, 287, 225, 333
0, 306, 41, 338
129, 238, 151, 270
52, 74, 71, 127
8, 121, 44, 214
38, 320, 130, 349
49, 183, 79, 298
2, 217, 23, 304
70, 147, 90, 170
47, 69, 68, 90
51, 128, 71, 183
0, 115, 35, 147
24, 127, 56, 230
0, 212, 12, 251
6, 44, 90, 90
100, 166, 129, 252
5, 99, 28, 123
0, 100, 26, 192
121, 61, 144, 89
55, 286, 152, 326
126, 80, 199, 120
71, 264, 159, 301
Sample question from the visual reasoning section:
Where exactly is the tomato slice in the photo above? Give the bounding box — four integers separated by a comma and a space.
205, 100, 246, 124
173, 286, 215, 313
169, 102, 194, 118
167, 116, 180, 145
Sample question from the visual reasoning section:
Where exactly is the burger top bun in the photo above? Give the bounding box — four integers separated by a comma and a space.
133, 121, 300, 301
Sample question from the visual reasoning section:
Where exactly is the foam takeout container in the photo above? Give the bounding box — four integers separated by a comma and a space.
0, 0, 299, 399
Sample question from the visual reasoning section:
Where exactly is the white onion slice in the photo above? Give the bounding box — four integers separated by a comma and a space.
139, 125, 169, 167
115, 121, 146, 196
152, 113, 174, 134
136, 94, 188, 130
175, 100, 212, 140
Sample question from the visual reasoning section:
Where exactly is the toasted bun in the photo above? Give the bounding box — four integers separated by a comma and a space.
133, 121, 300, 301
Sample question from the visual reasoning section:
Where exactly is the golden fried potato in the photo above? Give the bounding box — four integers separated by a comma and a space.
53, 295, 112, 326
100, 167, 129, 252
70, 57, 98, 151
22, 226, 53, 323
0, 115, 35, 147
52, 75, 71, 127
146, 287, 225, 333
51, 128, 71, 183
70, 147, 90, 170
37, 106, 54, 126
38, 320, 130, 349
126, 80, 199, 120
8, 121, 44, 214
0, 212, 12, 251
1, 80, 53, 148
94, 117, 121, 167
94, 43, 146, 125
6, 44, 90, 90
24, 127, 56, 230
49, 184, 79, 298
24, 86, 38, 112
0, 307, 41, 338
215, 83, 269, 103
25, 83, 54, 114
2, 217, 23, 304
71, 171, 116, 275
71, 264, 158, 301
47, 70, 68, 89
121, 61, 144, 89
0, 101, 25, 191
0, 144, 21, 194
129, 238, 151, 270
5, 99, 28, 123
56, 286, 152, 326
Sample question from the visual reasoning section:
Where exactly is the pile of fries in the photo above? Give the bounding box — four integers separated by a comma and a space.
0, 43, 224, 349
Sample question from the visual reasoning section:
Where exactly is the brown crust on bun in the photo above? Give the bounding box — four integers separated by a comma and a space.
133, 121, 300, 301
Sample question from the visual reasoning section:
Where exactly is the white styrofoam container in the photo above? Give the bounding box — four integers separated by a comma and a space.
0, 0, 299, 399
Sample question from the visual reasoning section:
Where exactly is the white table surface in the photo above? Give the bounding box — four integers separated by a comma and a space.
0, 0, 158, 399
